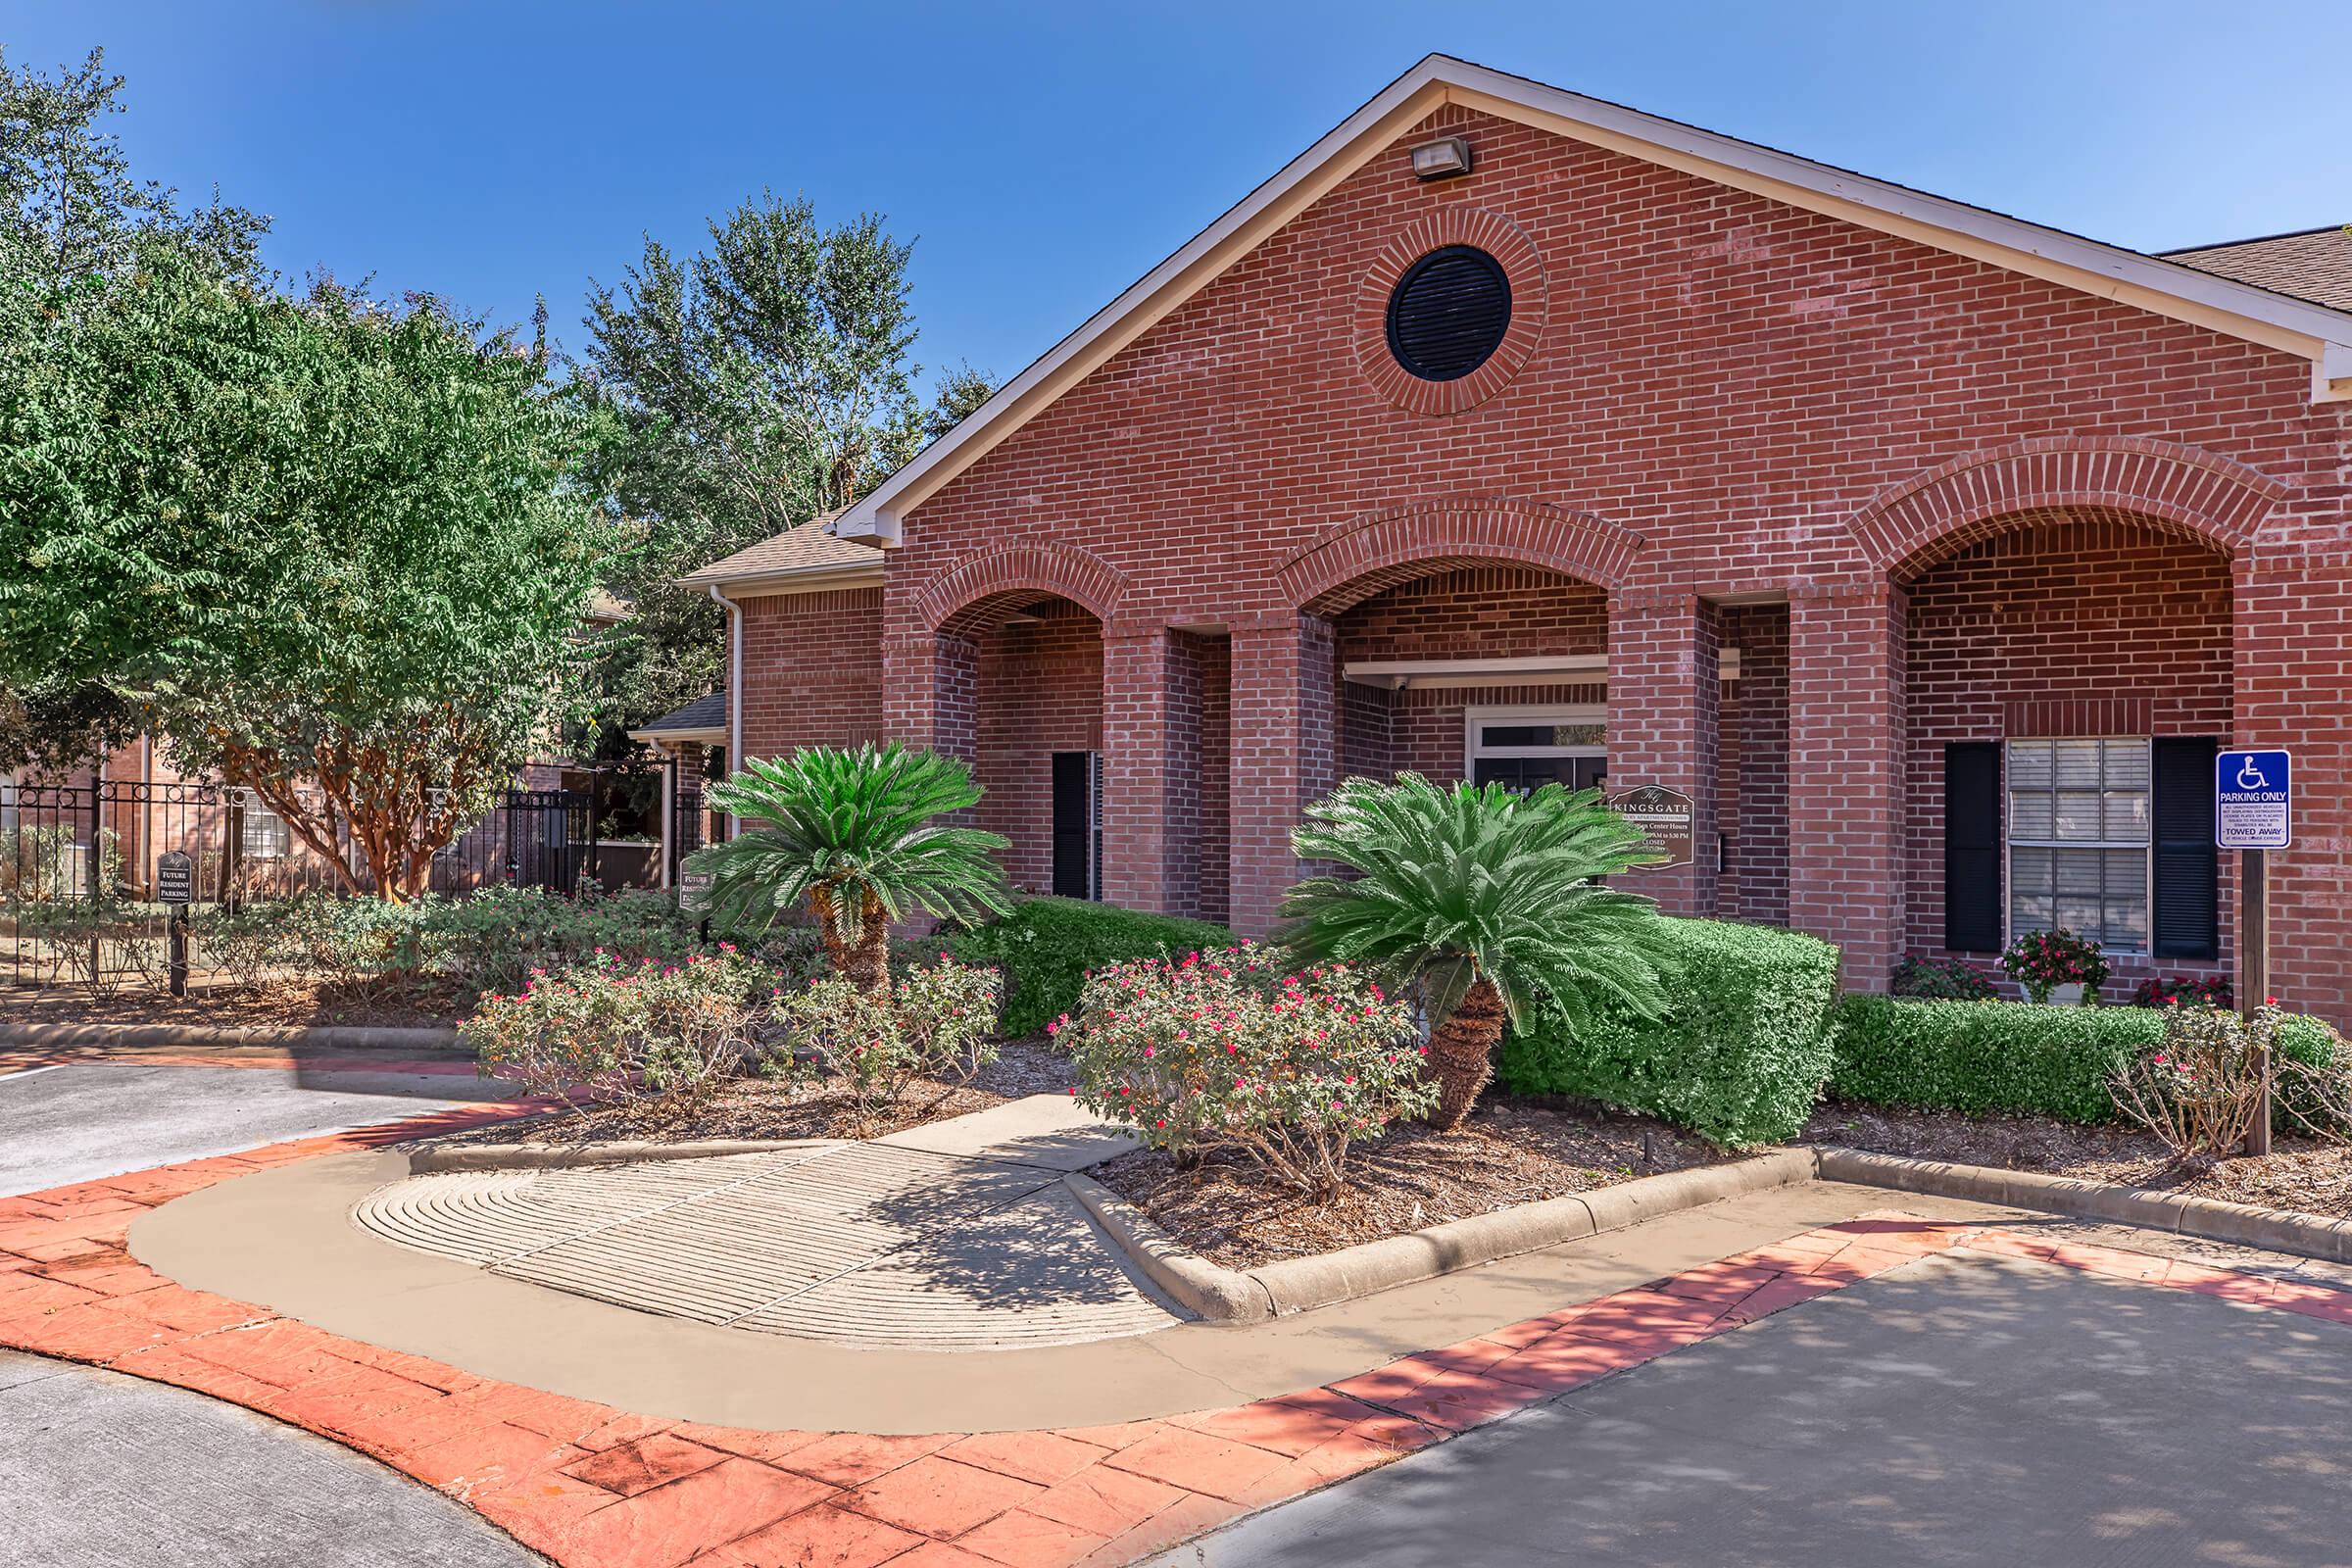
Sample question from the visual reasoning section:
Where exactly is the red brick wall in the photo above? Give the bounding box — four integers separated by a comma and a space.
1720, 605, 1790, 925
1334, 567, 1608, 783
744, 97, 2348, 1014
1902, 518, 2234, 987
736, 589, 886, 763
974, 602, 1102, 895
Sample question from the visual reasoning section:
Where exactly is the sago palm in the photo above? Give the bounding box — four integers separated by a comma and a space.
1277, 773, 1676, 1132
686, 743, 1012, 993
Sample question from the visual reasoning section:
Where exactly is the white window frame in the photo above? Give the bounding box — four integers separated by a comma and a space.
2002, 735, 2154, 957
0, 770, 16, 835
1463, 705, 1607, 782
240, 789, 292, 860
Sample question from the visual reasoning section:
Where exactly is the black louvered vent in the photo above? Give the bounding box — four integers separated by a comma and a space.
1385, 246, 1511, 382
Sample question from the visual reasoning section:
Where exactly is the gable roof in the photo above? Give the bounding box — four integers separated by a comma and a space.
676, 512, 882, 595
627, 691, 725, 744
834, 54, 2352, 548
2166, 224, 2352, 313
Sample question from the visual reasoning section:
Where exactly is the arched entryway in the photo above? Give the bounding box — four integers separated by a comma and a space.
1897, 510, 2234, 993
958, 591, 1106, 901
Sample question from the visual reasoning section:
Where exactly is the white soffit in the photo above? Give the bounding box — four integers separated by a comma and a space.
836, 56, 2352, 550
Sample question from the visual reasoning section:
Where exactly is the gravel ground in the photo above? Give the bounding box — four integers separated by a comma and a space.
1096, 1100, 1728, 1270
1804, 1102, 2352, 1220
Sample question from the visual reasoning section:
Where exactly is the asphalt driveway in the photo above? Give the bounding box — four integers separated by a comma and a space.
0, 1059, 505, 1196
1156, 1248, 2352, 1567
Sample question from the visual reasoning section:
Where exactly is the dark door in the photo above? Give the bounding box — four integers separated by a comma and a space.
1052, 752, 1101, 900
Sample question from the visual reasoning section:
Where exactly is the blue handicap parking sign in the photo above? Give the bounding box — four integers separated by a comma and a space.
2217, 749, 2291, 850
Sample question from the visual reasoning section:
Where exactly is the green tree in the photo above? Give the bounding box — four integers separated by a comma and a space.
926, 360, 997, 443
1277, 775, 1678, 1131
0, 46, 270, 769
0, 245, 614, 897
688, 743, 1012, 994
575, 195, 984, 735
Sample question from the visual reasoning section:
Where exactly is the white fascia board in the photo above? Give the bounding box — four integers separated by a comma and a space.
836, 58, 2352, 550
672, 565, 886, 599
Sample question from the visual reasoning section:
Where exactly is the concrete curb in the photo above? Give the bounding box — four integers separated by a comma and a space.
407, 1137, 837, 1174
1071, 1148, 1822, 1324
0, 1021, 465, 1053
1815, 1147, 2352, 1265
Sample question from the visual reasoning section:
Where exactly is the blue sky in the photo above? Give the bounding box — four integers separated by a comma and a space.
6, 2, 2345, 399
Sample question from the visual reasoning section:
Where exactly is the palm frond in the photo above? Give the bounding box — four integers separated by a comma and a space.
685, 742, 1013, 937
1277, 773, 1678, 1029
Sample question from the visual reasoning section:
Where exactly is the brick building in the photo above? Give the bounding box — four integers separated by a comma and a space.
682, 57, 2352, 1020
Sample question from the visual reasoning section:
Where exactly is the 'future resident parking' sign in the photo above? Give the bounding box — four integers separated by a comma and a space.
2217, 749, 2291, 851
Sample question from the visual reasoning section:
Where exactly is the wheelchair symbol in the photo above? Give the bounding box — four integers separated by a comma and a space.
2236, 757, 2271, 791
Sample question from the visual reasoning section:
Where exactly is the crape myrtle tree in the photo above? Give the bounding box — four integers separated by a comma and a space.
0, 44, 270, 769
0, 238, 616, 899
573, 192, 993, 738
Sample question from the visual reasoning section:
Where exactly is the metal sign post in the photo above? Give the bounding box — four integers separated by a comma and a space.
157, 851, 194, 1000
2217, 750, 2290, 1156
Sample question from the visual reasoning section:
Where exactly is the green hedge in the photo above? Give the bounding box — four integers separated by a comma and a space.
1496, 918, 1842, 1149
1829, 996, 2343, 1127
951, 897, 1238, 1040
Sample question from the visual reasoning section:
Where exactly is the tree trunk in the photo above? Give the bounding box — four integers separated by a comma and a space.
1425, 975, 1506, 1133
808, 883, 858, 981
848, 887, 892, 998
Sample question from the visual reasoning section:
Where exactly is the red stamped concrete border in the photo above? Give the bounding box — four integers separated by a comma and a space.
7, 1113, 2345, 1568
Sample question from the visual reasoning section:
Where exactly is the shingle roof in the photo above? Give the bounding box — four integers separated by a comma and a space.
2163, 225, 2352, 313
632, 691, 725, 736
675, 511, 879, 590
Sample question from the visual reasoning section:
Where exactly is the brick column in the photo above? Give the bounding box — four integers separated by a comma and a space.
1606, 590, 1722, 916
1227, 612, 1339, 938
1102, 624, 1203, 916
880, 631, 978, 763
1788, 583, 1906, 991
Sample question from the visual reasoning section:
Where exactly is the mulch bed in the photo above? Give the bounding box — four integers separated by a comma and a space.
1095, 1100, 1731, 1271
0, 976, 464, 1030
1804, 1102, 2352, 1221
430, 1037, 1076, 1147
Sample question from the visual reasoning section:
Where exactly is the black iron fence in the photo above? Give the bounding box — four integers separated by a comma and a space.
1, 760, 683, 994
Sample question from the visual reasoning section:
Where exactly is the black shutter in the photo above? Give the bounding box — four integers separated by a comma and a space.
1943, 742, 2002, 953
2152, 737, 2219, 959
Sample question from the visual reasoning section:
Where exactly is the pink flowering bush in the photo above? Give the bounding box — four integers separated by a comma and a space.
464, 947, 774, 1113
2002, 928, 2110, 1005
2111, 999, 2291, 1156
1058, 944, 1437, 1199
765, 956, 1003, 1127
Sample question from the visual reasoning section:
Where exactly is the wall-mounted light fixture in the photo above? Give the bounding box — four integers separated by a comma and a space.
1410, 135, 1474, 180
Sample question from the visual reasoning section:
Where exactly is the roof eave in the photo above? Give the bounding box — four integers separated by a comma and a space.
833, 54, 2352, 544
674, 563, 887, 598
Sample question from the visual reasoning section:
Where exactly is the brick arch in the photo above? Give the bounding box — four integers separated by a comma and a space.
1848, 436, 2287, 582
915, 542, 1128, 637
1278, 499, 1644, 615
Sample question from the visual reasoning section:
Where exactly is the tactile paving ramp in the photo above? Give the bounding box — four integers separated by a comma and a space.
354, 1141, 1185, 1349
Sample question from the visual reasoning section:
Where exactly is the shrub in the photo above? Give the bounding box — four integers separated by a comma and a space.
764, 957, 1003, 1126
1060, 946, 1435, 1197
1495, 918, 1840, 1149
2110, 1002, 2280, 1156
1831, 994, 2343, 1129
2000, 927, 2109, 1004
1891, 954, 1999, 1002
951, 897, 1237, 1040
2132, 974, 2232, 1009
465, 948, 775, 1112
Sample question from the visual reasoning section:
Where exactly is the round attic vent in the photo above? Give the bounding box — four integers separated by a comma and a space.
1384, 245, 1512, 382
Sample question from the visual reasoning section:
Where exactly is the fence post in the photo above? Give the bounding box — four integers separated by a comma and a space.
86, 781, 104, 984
